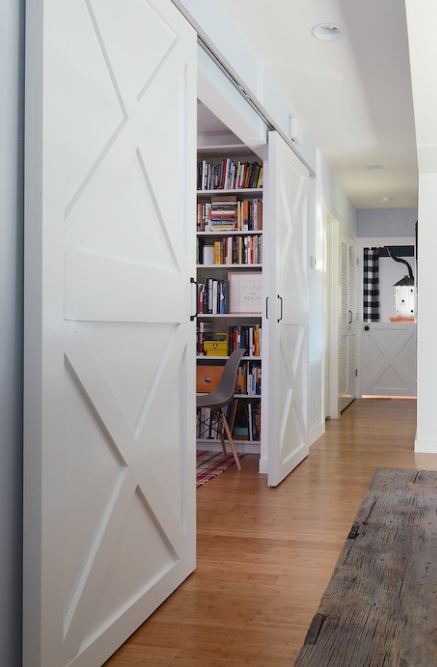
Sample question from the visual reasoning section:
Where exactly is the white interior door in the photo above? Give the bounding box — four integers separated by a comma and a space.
266, 132, 309, 487
24, 2, 196, 666
360, 323, 417, 396
339, 239, 358, 412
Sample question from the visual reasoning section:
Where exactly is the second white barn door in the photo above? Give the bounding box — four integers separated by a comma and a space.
266, 132, 309, 487
24, 1, 196, 666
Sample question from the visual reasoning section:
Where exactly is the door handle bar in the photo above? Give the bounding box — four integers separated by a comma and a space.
190, 277, 198, 321
277, 294, 283, 323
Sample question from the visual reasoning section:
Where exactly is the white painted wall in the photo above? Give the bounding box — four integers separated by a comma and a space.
0, 0, 24, 664
405, 0, 437, 451
357, 208, 417, 237
175, 0, 317, 169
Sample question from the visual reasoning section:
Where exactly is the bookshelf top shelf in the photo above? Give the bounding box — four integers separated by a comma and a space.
197, 230, 263, 237
197, 188, 263, 196
197, 313, 262, 319
197, 143, 255, 156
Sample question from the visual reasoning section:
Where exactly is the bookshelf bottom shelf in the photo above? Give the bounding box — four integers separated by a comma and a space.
196, 439, 261, 455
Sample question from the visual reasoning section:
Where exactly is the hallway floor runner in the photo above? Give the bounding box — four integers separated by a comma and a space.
196, 450, 244, 487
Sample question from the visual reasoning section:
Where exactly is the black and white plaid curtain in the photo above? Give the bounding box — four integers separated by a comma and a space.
363, 248, 380, 322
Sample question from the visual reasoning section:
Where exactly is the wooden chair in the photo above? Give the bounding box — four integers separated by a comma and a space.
196, 349, 245, 471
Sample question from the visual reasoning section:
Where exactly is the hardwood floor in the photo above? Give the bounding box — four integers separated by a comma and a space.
107, 399, 437, 667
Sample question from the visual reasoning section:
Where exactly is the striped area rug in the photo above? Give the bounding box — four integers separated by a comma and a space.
196, 450, 243, 487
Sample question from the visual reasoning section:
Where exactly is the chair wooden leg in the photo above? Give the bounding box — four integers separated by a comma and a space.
222, 412, 241, 471
217, 410, 227, 457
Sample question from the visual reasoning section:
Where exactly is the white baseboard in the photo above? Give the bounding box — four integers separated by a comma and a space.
259, 456, 268, 474
308, 421, 325, 447
414, 437, 437, 453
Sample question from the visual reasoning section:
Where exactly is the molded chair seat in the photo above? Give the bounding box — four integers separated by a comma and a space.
196, 348, 245, 471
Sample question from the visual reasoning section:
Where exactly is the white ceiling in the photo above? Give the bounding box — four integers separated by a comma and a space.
220, 0, 418, 209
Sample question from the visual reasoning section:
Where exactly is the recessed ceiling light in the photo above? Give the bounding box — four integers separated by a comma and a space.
311, 23, 343, 41
381, 196, 392, 203
367, 164, 385, 171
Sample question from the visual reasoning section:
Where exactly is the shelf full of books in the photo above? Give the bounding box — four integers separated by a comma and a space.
197, 197, 263, 232
197, 158, 263, 191
197, 236, 262, 267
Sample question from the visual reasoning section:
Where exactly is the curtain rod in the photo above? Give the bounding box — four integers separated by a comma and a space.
171, 0, 316, 177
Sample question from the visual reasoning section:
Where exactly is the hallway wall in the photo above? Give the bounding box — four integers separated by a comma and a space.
357, 208, 417, 237
405, 0, 437, 452
0, 0, 24, 664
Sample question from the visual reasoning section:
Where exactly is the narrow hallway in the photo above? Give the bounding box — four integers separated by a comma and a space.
108, 400, 433, 667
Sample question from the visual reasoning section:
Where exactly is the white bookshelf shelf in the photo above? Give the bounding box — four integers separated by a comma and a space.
197, 264, 262, 269
197, 313, 262, 319
197, 188, 262, 196
197, 143, 253, 156
196, 355, 262, 361
234, 394, 261, 399
197, 230, 263, 237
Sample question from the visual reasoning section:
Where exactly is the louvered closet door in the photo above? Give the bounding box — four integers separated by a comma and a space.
266, 132, 309, 487
24, 2, 196, 666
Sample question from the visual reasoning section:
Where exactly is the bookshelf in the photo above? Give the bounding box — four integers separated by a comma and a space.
196, 151, 264, 450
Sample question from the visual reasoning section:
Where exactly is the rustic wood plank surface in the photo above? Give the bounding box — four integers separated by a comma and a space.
294, 468, 437, 667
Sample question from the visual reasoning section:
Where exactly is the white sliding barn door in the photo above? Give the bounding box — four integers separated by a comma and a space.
265, 132, 309, 487
24, 2, 196, 666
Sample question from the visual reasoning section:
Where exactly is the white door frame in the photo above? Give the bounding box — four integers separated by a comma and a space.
325, 215, 359, 418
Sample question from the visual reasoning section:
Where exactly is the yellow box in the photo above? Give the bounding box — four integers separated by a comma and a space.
204, 333, 229, 356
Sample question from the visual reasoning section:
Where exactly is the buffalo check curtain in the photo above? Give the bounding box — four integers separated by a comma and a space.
363, 247, 380, 322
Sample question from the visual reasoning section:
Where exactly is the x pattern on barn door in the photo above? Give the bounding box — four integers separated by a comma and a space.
267, 132, 309, 486
27, 1, 196, 665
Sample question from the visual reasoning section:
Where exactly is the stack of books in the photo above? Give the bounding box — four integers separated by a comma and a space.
229, 325, 261, 357
197, 159, 263, 191
208, 196, 237, 231
197, 279, 228, 315
235, 362, 261, 396
197, 198, 263, 233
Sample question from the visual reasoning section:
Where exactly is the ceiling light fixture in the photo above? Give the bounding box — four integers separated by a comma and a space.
381, 196, 392, 203
366, 164, 384, 171
311, 23, 343, 41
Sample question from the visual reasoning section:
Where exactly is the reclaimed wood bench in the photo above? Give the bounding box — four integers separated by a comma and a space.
294, 469, 437, 667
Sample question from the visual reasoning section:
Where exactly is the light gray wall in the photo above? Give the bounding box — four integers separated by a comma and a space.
357, 207, 417, 237
0, 0, 24, 665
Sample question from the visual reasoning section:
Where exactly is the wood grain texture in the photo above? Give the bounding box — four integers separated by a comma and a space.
295, 468, 437, 666
106, 399, 437, 666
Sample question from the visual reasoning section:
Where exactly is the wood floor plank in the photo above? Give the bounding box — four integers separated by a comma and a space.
106, 399, 437, 667
295, 468, 437, 666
